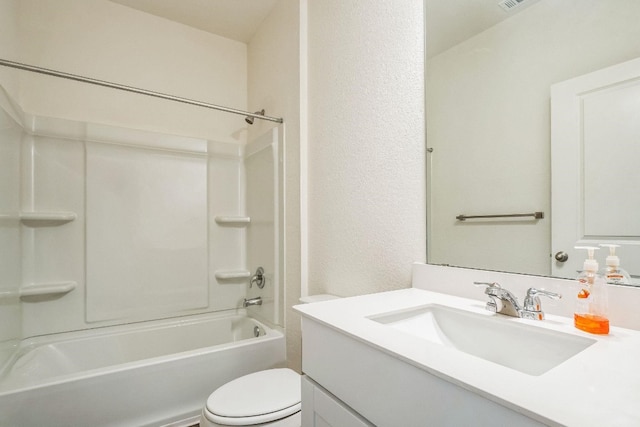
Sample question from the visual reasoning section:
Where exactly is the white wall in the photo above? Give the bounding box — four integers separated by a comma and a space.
249, 0, 426, 372
0, 0, 20, 97
16, 0, 247, 142
427, 0, 640, 275
306, 0, 426, 298
247, 0, 303, 372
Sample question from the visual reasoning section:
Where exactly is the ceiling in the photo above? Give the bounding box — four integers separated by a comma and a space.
109, 0, 278, 44
109, 0, 540, 55
426, 0, 541, 57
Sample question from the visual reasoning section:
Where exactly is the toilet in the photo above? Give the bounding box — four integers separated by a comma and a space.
199, 295, 339, 427
200, 368, 302, 427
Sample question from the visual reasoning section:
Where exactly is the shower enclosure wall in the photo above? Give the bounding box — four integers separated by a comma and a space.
0, 2, 287, 423
0, 82, 285, 398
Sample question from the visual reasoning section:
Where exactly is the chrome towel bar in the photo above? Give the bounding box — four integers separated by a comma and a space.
456, 212, 544, 221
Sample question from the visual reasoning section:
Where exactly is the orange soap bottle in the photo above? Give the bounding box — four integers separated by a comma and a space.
574, 246, 609, 334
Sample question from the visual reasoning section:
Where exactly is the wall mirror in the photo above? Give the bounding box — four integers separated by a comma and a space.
426, 0, 640, 284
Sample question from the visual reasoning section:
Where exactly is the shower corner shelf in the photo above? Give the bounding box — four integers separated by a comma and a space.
0, 281, 77, 300
214, 270, 251, 280
214, 216, 251, 227
20, 211, 77, 226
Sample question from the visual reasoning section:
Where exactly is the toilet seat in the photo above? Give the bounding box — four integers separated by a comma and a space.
204, 368, 301, 426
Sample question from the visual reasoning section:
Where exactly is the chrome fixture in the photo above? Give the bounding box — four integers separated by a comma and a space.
250, 267, 265, 289
0, 59, 283, 123
456, 211, 544, 221
253, 325, 262, 337
474, 282, 521, 317
243, 296, 263, 307
245, 109, 265, 125
522, 288, 562, 320
474, 282, 561, 320
554, 251, 569, 262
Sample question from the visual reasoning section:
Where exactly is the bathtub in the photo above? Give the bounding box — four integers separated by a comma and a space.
0, 311, 285, 427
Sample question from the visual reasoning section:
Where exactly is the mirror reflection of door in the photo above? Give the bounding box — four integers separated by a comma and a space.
551, 56, 640, 283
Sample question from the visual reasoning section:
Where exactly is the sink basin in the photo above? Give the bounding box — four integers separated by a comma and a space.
368, 304, 596, 376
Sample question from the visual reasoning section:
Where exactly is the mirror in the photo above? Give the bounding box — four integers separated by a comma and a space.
426, 0, 640, 283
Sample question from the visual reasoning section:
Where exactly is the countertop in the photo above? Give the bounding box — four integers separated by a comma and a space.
294, 288, 640, 426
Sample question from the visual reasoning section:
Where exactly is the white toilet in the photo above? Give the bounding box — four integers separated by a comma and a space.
200, 368, 301, 427
199, 295, 339, 427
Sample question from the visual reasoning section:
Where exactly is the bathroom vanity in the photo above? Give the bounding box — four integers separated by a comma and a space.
294, 263, 640, 427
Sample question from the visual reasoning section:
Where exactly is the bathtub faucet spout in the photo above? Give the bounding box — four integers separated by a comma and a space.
243, 296, 262, 307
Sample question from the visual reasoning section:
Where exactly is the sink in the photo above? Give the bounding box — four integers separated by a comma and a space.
368, 304, 596, 376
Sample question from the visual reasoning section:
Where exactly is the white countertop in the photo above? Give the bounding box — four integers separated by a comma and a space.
295, 288, 640, 426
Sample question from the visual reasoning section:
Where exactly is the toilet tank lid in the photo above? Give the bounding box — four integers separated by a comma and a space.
206, 368, 301, 420
299, 294, 340, 303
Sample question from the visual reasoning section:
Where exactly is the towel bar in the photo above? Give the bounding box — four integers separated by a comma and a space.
456, 212, 544, 221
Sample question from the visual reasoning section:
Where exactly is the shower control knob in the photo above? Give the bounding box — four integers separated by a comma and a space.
554, 251, 569, 262
250, 267, 266, 289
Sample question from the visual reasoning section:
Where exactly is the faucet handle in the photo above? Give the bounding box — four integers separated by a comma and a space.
522, 288, 562, 320
474, 282, 503, 313
250, 267, 265, 289
473, 281, 501, 290
524, 287, 561, 307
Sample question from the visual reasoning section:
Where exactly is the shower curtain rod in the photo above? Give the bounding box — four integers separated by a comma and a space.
0, 58, 283, 123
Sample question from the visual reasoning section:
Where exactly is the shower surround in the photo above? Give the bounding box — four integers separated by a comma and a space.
0, 87, 285, 425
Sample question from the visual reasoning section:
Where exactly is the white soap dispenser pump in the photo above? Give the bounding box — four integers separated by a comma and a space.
599, 244, 631, 285
574, 246, 609, 334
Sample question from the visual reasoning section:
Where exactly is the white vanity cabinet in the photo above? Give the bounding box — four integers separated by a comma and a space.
297, 265, 640, 426
301, 376, 374, 427
299, 315, 545, 427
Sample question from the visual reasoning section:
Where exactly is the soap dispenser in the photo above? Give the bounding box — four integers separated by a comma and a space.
574, 246, 609, 334
599, 244, 631, 285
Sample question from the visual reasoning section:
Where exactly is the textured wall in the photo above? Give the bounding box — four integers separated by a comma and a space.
306, 0, 426, 299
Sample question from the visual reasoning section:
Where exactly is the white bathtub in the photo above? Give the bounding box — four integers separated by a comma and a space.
0, 311, 285, 427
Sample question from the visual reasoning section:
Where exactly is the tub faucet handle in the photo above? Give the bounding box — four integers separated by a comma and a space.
250, 267, 265, 289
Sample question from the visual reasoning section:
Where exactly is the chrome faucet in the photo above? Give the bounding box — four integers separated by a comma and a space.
474, 282, 521, 317
243, 296, 263, 307
474, 282, 561, 320
522, 287, 562, 320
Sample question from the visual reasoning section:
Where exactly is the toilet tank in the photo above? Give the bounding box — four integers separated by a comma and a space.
299, 294, 340, 304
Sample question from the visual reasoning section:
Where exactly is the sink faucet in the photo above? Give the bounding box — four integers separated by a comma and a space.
474, 282, 561, 320
474, 282, 521, 317
243, 296, 263, 307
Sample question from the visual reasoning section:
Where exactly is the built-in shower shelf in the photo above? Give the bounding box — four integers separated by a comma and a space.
214, 216, 251, 226
0, 281, 77, 300
214, 270, 251, 280
20, 211, 77, 226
